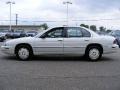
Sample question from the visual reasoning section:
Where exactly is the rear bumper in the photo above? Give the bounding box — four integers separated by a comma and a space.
103, 44, 119, 54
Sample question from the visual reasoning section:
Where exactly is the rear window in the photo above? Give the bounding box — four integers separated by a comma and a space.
81, 28, 91, 37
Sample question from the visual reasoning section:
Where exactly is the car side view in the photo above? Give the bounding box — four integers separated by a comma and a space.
1, 27, 119, 61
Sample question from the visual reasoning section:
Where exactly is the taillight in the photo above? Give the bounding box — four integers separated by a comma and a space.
113, 39, 118, 45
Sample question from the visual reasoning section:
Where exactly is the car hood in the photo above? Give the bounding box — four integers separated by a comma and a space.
6, 37, 36, 45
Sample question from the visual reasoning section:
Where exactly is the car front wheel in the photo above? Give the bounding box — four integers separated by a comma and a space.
85, 46, 102, 61
16, 45, 33, 60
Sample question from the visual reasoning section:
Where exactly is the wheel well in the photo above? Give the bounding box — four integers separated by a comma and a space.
85, 44, 103, 54
15, 43, 33, 54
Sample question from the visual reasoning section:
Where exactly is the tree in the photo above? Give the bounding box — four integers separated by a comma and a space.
40, 23, 48, 30
99, 26, 106, 32
90, 25, 97, 32
80, 24, 89, 28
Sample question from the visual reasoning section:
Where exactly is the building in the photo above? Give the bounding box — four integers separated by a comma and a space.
0, 25, 44, 32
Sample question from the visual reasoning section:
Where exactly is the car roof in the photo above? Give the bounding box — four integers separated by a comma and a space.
36, 26, 99, 37
48, 26, 98, 34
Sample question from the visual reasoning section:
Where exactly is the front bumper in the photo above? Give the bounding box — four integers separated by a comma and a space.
103, 44, 119, 54
1, 45, 15, 55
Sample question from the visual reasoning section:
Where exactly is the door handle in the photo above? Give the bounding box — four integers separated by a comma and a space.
58, 40, 63, 41
84, 40, 89, 41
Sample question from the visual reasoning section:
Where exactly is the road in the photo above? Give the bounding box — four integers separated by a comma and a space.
0, 42, 120, 90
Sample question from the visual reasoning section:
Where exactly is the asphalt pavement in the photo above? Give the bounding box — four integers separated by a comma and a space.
0, 42, 120, 90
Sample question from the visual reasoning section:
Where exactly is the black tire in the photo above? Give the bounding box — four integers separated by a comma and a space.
85, 46, 102, 61
15, 45, 33, 60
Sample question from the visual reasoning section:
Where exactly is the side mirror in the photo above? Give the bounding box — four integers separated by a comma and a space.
40, 35, 46, 38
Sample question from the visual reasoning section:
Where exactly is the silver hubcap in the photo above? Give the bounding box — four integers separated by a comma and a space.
89, 48, 100, 60
18, 48, 29, 60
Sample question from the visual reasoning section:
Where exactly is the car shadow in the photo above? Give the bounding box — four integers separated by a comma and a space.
2, 55, 114, 62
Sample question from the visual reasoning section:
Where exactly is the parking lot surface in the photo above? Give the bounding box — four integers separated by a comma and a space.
0, 42, 120, 90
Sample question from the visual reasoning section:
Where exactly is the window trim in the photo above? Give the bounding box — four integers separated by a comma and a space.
40, 27, 64, 38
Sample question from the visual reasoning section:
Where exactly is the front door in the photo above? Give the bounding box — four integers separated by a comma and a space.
33, 27, 64, 55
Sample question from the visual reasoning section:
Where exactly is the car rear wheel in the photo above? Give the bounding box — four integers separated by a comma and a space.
16, 45, 33, 60
85, 46, 102, 61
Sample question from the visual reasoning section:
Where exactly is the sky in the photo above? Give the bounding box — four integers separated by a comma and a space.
0, 0, 120, 29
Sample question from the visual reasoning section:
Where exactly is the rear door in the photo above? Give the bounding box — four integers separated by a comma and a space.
63, 27, 91, 55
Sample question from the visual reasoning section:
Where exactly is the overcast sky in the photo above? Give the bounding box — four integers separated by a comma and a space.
0, 0, 120, 29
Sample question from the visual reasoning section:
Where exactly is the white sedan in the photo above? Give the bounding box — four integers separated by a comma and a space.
1, 27, 119, 61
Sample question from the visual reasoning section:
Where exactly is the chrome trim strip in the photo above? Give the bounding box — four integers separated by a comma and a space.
33, 47, 85, 48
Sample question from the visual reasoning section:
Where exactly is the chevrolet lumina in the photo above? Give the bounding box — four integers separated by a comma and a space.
1, 27, 119, 61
